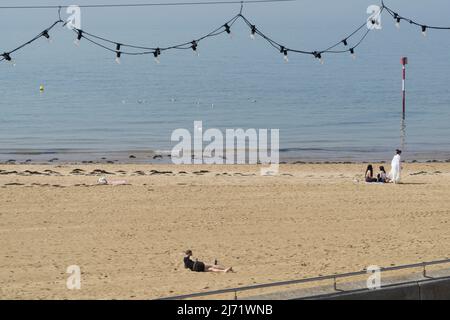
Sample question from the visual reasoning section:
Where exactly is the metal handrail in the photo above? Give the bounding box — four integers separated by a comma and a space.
159, 257, 450, 300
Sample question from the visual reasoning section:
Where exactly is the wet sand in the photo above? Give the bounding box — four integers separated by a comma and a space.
0, 163, 449, 299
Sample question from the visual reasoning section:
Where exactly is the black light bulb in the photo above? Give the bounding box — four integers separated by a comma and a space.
191, 40, 198, 51
421, 25, 427, 37
250, 25, 256, 39
153, 48, 161, 63
350, 48, 356, 60
2, 52, 12, 61
342, 39, 348, 46
115, 44, 121, 64
313, 51, 323, 64
191, 41, 199, 56
42, 30, 50, 39
74, 29, 83, 46
224, 23, 231, 34
279, 46, 288, 62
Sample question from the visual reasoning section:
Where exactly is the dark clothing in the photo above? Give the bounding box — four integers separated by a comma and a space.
377, 172, 387, 183
184, 256, 205, 272
184, 256, 194, 270
193, 261, 206, 272
365, 171, 377, 183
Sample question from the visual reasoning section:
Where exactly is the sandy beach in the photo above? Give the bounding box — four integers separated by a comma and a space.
0, 163, 449, 299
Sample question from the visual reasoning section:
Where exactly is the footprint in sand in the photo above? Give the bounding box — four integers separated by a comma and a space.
410, 171, 428, 176
192, 170, 209, 175
23, 170, 47, 176
70, 169, 85, 175
43, 169, 61, 175
149, 170, 173, 175
89, 169, 115, 175
0, 171, 18, 175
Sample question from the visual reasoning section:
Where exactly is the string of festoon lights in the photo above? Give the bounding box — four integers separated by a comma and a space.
1, 0, 450, 64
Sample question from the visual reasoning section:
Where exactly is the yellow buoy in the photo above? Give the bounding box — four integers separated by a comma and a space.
39, 85, 45, 92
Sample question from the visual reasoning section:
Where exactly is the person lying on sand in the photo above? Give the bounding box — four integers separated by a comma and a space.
183, 250, 233, 273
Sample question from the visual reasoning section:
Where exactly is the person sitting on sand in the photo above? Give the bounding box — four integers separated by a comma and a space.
377, 166, 389, 183
183, 250, 233, 273
365, 165, 377, 183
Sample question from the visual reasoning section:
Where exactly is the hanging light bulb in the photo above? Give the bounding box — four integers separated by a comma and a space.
313, 51, 324, 64
250, 25, 257, 40
2, 52, 11, 61
280, 46, 288, 63
153, 48, 161, 64
191, 40, 199, 56
224, 23, 232, 38
393, 13, 401, 29
342, 39, 348, 46
421, 25, 427, 37
42, 30, 52, 43
283, 50, 288, 63
115, 44, 121, 64
74, 29, 83, 46
350, 48, 356, 60
2, 52, 15, 66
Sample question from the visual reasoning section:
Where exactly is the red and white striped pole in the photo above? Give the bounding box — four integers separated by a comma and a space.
401, 57, 408, 118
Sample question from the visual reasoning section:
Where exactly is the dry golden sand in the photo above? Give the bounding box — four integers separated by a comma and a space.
0, 163, 449, 299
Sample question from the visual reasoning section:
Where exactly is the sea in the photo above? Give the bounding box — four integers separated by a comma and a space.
1, 0, 450, 163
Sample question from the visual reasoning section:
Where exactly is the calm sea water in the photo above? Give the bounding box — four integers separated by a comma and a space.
1, 1, 450, 163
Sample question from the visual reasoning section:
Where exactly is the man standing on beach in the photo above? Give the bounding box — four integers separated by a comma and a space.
389, 149, 402, 184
